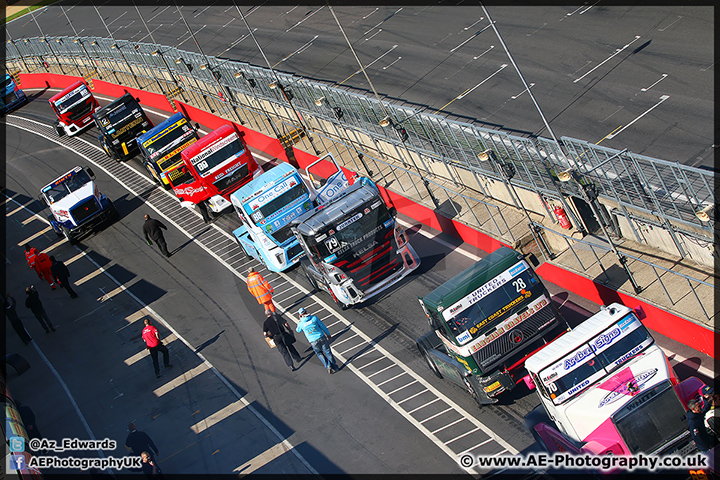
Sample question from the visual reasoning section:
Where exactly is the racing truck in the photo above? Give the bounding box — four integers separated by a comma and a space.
230, 153, 350, 272
137, 112, 199, 188
416, 247, 569, 405
1, 73, 27, 115
167, 123, 260, 218
38, 166, 119, 245
94, 92, 153, 162
48, 80, 99, 136
291, 160, 420, 308
523, 303, 705, 459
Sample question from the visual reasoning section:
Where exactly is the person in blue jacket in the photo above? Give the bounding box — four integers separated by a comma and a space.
296, 307, 338, 374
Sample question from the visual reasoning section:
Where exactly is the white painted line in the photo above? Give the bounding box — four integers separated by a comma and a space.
123, 335, 177, 366
232, 441, 294, 474
331, 334, 360, 347
664, 349, 714, 378
17, 226, 53, 246
398, 389, 431, 405
190, 399, 248, 434
432, 417, 466, 434
606, 95, 670, 139
154, 363, 210, 397
357, 356, 386, 370
407, 397, 441, 415
459, 437, 494, 455
640, 73, 668, 92
574, 35, 642, 83
420, 407, 454, 424
445, 426, 481, 445
367, 364, 396, 378
386, 380, 419, 396
376, 372, 407, 387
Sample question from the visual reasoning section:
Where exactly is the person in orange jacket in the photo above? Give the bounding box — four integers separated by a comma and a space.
247, 267, 275, 313
34, 252, 56, 290
24, 244, 43, 280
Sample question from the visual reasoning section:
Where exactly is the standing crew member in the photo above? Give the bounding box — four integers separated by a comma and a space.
25, 286, 55, 333
687, 398, 716, 453
247, 267, 275, 313
24, 244, 43, 280
141, 318, 173, 378
125, 423, 160, 461
263, 310, 302, 371
143, 214, 171, 257
50, 256, 78, 298
296, 307, 338, 374
35, 252, 56, 290
5, 293, 32, 345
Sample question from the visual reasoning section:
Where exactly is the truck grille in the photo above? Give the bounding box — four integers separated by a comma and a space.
473, 303, 557, 372
270, 225, 295, 244
340, 231, 402, 289
70, 197, 100, 224
4, 91, 18, 104
68, 101, 94, 121
213, 163, 249, 193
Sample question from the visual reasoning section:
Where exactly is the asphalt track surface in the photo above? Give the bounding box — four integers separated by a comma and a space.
3, 90, 715, 475
5, 4, 714, 169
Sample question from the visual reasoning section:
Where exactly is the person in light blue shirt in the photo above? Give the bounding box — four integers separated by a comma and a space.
296, 307, 338, 374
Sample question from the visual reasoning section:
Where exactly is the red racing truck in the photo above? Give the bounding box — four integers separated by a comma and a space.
167, 124, 260, 217
49, 80, 99, 137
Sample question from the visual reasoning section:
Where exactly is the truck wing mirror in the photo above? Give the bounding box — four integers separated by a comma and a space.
526, 253, 539, 267
389, 206, 397, 218
136, 97, 141, 103
194, 123, 200, 132
85, 167, 95, 179
37, 194, 47, 208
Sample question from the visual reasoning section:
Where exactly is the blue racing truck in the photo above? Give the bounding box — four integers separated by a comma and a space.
137, 112, 199, 188
1, 73, 27, 115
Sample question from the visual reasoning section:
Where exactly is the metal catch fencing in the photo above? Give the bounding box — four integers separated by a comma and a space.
5, 35, 717, 307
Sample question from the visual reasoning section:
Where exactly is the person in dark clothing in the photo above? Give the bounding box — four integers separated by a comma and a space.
143, 214, 171, 257
688, 398, 716, 453
140, 451, 164, 478
263, 311, 302, 371
6, 293, 32, 345
125, 423, 159, 461
50, 256, 78, 298
24, 286, 55, 332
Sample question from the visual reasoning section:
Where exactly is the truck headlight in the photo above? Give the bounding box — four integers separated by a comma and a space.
394, 226, 408, 247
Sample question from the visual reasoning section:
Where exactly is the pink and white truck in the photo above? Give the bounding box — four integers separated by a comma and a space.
524, 303, 709, 461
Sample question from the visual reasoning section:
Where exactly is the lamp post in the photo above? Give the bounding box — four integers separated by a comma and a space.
6, 32, 30, 72
479, 149, 551, 258
27, 7, 64, 74
93, 3, 139, 88
558, 169, 642, 293
235, 71, 280, 136
315, 95, 373, 177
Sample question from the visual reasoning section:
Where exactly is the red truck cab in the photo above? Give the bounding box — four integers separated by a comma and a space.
49, 80, 99, 137
168, 124, 260, 215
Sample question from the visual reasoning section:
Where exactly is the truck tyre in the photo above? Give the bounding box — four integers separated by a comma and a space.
524, 405, 552, 453
302, 264, 319, 292
417, 343, 443, 379
61, 225, 77, 245
329, 289, 349, 310
54, 122, 65, 137
146, 164, 162, 186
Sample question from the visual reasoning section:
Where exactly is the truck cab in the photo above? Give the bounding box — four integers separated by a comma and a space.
416, 247, 568, 405
38, 166, 119, 245
524, 303, 702, 457
291, 167, 420, 308
1, 73, 27, 115
137, 112, 199, 188
230, 162, 314, 272
167, 123, 260, 216
48, 80, 99, 136
93, 93, 153, 162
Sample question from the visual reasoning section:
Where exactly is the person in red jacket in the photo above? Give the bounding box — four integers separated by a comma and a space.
141, 318, 173, 378
24, 244, 43, 280
34, 252, 56, 289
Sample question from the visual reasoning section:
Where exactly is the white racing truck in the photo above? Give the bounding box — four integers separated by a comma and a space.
524, 303, 709, 462
38, 166, 119, 245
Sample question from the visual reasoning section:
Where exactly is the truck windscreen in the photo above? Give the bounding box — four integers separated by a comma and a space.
538, 313, 654, 405
143, 124, 188, 157
42, 170, 91, 203
190, 136, 244, 177
54, 86, 89, 113
443, 263, 542, 338
247, 179, 307, 225
308, 199, 391, 260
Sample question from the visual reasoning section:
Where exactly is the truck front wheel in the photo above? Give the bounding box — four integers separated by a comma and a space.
54, 122, 65, 137
417, 343, 443, 379
62, 225, 77, 245
49, 216, 63, 238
